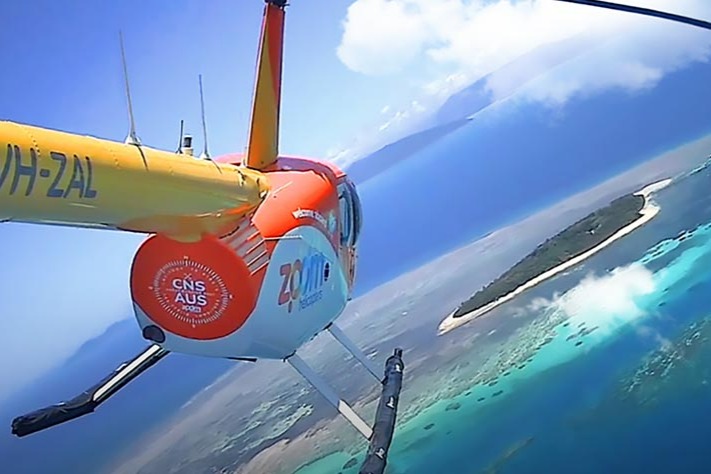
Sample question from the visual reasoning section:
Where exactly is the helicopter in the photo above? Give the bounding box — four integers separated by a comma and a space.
3, 0, 384, 443
1, 1, 709, 473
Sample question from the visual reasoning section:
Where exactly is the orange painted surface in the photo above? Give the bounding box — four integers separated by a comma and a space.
131, 234, 259, 340
266, 4, 284, 102
254, 160, 340, 244
245, 2, 285, 170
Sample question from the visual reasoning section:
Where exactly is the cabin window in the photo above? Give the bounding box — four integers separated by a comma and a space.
338, 179, 361, 246
348, 180, 362, 244
340, 191, 352, 246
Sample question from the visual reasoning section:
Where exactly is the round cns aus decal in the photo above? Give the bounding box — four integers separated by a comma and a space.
152, 259, 230, 327
131, 235, 256, 340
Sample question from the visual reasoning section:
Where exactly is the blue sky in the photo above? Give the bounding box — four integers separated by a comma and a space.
1, 0, 710, 403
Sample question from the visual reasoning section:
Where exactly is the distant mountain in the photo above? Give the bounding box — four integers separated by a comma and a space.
434, 80, 491, 126
345, 34, 595, 186
0, 316, 238, 474
353, 59, 711, 293
435, 33, 593, 126
0, 318, 140, 417
346, 118, 470, 184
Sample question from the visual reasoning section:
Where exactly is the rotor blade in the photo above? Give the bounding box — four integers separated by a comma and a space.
11, 344, 168, 437
554, 0, 711, 31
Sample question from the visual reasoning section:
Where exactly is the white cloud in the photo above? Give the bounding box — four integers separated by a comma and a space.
337, 0, 432, 75
423, 72, 469, 98
636, 324, 673, 351
508, 262, 659, 349
507, 263, 657, 329
335, 0, 711, 161
517, 16, 711, 106
547, 263, 657, 336
339, 0, 711, 80
328, 97, 435, 167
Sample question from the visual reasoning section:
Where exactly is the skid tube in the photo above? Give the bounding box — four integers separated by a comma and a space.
11, 344, 168, 437
287, 324, 405, 474
359, 348, 405, 474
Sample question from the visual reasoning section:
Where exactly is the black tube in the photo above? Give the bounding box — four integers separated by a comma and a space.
359, 348, 404, 474
11, 393, 99, 437
11, 344, 167, 437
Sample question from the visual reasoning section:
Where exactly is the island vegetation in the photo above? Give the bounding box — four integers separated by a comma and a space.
453, 193, 645, 318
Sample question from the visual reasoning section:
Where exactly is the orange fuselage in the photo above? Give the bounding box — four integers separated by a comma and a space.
0, 0, 362, 360
129, 154, 361, 359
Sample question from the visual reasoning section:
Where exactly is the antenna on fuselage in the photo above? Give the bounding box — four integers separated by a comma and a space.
119, 31, 141, 146
198, 74, 211, 160
175, 119, 184, 153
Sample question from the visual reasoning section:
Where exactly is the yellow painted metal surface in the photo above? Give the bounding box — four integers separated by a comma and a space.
0, 121, 269, 240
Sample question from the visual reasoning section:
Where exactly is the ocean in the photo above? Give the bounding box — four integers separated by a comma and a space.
294, 148, 711, 472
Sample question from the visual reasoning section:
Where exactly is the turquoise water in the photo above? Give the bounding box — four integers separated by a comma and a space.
297, 162, 711, 472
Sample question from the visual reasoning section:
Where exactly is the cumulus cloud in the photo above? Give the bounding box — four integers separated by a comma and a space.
493, 262, 659, 338
339, 0, 711, 79
335, 0, 711, 156
337, 0, 438, 76
510, 262, 657, 323
552, 263, 657, 334
518, 16, 711, 106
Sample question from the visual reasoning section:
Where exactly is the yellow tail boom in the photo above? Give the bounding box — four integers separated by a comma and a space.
0, 121, 269, 240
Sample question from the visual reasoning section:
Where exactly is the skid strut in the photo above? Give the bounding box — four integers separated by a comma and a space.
287, 325, 405, 474
327, 323, 381, 382
287, 354, 373, 439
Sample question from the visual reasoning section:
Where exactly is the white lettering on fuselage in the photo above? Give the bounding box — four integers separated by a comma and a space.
171, 278, 208, 313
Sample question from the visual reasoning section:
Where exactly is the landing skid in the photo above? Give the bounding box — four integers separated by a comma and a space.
11, 344, 168, 437
287, 324, 405, 474
10, 326, 406, 474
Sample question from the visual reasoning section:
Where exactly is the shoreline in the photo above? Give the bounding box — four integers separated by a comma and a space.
438, 178, 673, 335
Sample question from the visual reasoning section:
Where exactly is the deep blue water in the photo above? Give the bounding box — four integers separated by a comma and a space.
494, 175, 711, 473
355, 59, 711, 293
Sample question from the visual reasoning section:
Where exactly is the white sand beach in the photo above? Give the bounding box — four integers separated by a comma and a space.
438, 179, 673, 335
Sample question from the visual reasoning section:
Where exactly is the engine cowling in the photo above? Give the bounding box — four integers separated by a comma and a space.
130, 233, 259, 343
